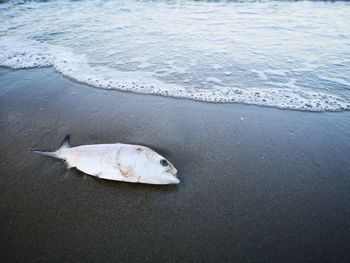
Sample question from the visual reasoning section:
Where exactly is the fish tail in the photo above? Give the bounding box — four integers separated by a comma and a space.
57, 135, 72, 150
31, 134, 72, 159
31, 149, 58, 158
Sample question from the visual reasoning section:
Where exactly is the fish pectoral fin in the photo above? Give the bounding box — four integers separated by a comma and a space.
117, 164, 139, 182
118, 164, 135, 178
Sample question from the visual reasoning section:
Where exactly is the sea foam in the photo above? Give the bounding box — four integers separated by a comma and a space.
0, 39, 349, 112
1, 0, 350, 112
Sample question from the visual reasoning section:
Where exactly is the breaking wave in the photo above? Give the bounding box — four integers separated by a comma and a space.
1, 0, 350, 111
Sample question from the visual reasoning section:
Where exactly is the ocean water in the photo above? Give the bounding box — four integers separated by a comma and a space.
1, 0, 350, 111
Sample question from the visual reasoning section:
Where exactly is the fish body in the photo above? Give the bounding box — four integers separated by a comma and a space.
32, 135, 179, 185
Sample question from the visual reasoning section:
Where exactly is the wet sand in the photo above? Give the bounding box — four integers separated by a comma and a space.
1, 68, 350, 262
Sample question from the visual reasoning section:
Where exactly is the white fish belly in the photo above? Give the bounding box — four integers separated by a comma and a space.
60, 144, 140, 183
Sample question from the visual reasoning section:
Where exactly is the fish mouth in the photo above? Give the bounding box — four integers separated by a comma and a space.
173, 168, 178, 177
172, 170, 180, 184
170, 176, 180, 184
166, 167, 178, 177
173, 178, 180, 184
163, 171, 179, 184
172, 172, 179, 183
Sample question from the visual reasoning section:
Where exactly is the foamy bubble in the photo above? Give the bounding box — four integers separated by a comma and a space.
0, 42, 53, 68
0, 39, 349, 112
1, 0, 350, 112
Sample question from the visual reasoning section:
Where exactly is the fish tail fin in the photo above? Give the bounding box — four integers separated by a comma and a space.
31, 135, 72, 159
31, 149, 58, 158
58, 135, 72, 150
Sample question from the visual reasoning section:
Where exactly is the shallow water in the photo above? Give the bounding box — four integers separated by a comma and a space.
1, 0, 350, 111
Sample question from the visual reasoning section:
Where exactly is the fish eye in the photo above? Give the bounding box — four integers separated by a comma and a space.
160, 159, 168, 167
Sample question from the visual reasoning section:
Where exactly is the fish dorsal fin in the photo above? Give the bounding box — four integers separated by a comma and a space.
58, 135, 72, 150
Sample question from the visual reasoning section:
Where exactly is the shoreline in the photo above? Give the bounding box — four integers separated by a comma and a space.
48, 69, 350, 114
1, 67, 350, 263
1, 63, 348, 112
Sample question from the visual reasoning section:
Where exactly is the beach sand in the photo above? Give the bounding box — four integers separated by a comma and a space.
1, 68, 350, 262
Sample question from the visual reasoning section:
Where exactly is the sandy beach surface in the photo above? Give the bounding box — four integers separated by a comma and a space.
1, 68, 350, 262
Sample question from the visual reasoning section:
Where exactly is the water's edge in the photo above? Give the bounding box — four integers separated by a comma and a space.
1, 0, 350, 112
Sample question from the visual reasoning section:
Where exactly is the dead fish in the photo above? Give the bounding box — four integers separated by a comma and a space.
31, 135, 179, 185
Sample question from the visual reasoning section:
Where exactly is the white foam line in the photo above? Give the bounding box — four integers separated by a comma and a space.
0, 39, 349, 112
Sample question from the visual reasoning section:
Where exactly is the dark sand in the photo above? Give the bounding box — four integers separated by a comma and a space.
1, 68, 350, 263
